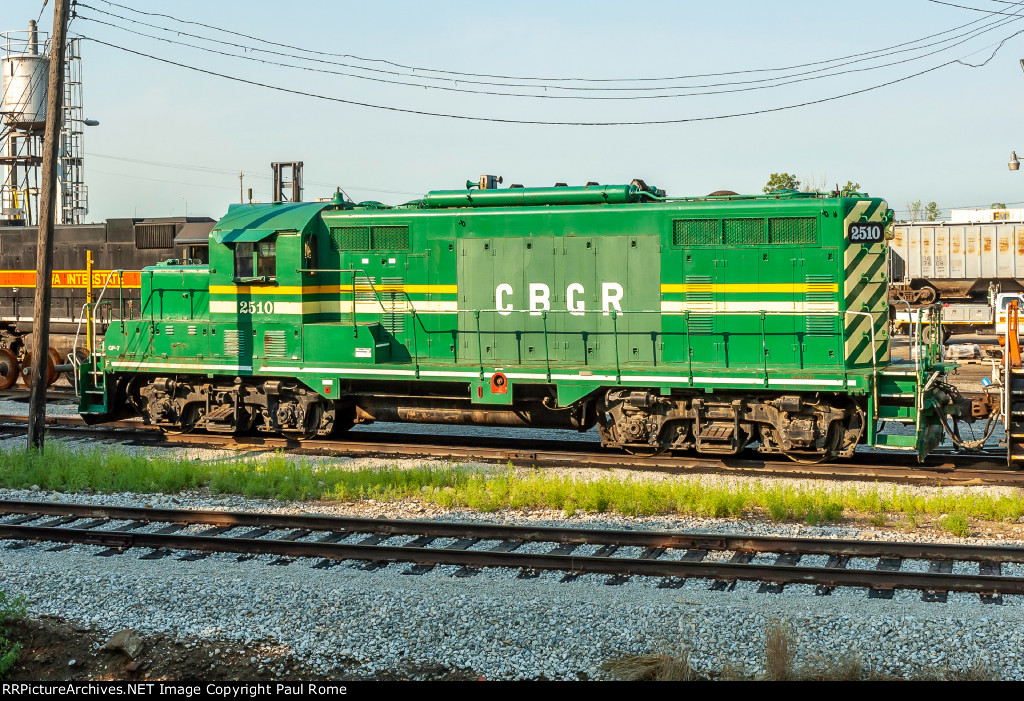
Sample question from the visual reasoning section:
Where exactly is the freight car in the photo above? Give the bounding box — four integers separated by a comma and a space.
888, 220, 1024, 305
0, 216, 213, 387
76, 180, 974, 462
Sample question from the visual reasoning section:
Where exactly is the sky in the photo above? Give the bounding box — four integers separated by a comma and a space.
6, 0, 1024, 222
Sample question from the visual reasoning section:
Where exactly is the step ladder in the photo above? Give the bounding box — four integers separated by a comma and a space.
874, 370, 921, 449
1006, 370, 1024, 465
1003, 299, 1024, 466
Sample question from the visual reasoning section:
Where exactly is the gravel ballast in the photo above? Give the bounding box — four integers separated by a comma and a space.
2, 488, 1024, 680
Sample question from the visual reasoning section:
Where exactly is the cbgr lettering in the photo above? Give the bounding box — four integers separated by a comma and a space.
495, 282, 624, 316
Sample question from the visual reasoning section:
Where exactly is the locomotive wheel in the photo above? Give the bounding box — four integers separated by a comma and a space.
47, 347, 62, 385
282, 403, 324, 441
782, 425, 842, 465
623, 443, 669, 458
163, 404, 200, 436
18, 350, 59, 388
0, 348, 18, 390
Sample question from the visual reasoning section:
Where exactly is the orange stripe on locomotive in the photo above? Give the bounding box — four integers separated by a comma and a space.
0, 270, 142, 288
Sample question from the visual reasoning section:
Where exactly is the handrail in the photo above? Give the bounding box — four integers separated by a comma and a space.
845, 311, 879, 427
70, 270, 123, 395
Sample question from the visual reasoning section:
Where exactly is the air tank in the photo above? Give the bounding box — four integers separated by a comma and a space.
1, 21, 48, 131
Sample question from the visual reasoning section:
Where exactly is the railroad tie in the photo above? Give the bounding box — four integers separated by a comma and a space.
867, 557, 903, 599
1, 513, 39, 549
814, 555, 851, 595
757, 553, 802, 594
35, 516, 80, 529
354, 534, 391, 571
522, 542, 580, 580
401, 536, 439, 575
658, 548, 708, 589
921, 560, 953, 603
234, 528, 273, 562
979, 561, 1004, 605
268, 529, 313, 566
47, 518, 110, 552
3, 514, 41, 525
2, 513, 66, 550
710, 551, 754, 591
311, 532, 352, 569
454, 540, 520, 578
138, 523, 189, 560
177, 526, 235, 561
605, 547, 665, 586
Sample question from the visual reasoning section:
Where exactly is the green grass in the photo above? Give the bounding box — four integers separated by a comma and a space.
940, 512, 972, 537
0, 590, 26, 679
3, 443, 1024, 528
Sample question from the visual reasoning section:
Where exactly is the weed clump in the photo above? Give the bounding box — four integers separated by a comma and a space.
0, 590, 26, 679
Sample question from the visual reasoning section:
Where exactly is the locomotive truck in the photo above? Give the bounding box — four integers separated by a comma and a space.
76, 180, 972, 462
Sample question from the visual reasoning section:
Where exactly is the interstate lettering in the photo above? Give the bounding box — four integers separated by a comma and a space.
495, 282, 624, 316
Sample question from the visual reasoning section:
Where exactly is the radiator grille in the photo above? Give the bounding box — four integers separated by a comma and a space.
223, 329, 245, 356
723, 218, 767, 245
329, 225, 410, 251
769, 217, 817, 244
685, 274, 714, 333
372, 226, 410, 251
673, 219, 720, 246
135, 223, 176, 250
264, 330, 287, 358
380, 276, 406, 334
330, 226, 370, 251
805, 274, 838, 334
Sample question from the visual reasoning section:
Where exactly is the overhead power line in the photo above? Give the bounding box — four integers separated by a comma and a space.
929, 0, 1024, 14
89, 0, 1019, 86
87, 153, 422, 196
76, 33, 1024, 126
73, 8, 1024, 101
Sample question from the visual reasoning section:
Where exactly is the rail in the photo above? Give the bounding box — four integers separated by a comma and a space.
6, 499, 1024, 597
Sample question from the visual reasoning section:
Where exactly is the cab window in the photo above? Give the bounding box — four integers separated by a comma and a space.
234, 240, 276, 282
256, 241, 276, 279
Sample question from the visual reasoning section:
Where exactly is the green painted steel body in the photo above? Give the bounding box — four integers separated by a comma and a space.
82, 186, 951, 459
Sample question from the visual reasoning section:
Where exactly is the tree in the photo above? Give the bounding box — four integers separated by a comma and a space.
763, 173, 800, 193
906, 200, 923, 221
992, 202, 1007, 209
841, 181, 862, 193
924, 202, 942, 221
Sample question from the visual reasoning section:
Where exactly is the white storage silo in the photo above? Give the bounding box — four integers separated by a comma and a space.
1, 21, 48, 131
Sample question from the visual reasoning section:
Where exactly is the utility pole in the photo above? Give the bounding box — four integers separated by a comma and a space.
239, 172, 243, 203
27, 0, 71, 450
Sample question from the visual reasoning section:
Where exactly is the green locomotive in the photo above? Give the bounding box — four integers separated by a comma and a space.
77, 179, 963, 461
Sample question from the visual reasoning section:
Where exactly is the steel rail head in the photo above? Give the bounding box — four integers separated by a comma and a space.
4, 499, 1024, 563
2, 522, 1023, 596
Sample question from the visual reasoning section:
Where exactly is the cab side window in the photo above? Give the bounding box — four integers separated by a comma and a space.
234, 242, 255, 279
256, 241, 276, 279
233, 239, 276, 281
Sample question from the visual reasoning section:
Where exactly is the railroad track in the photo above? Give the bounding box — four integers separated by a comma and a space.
0, 387, 78, 403
1, 499, 1022, 601
0, 413, 1020, 487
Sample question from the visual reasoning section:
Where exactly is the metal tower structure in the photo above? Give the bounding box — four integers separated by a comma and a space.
272, 161, 303, 203
0, 21, 88, 226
